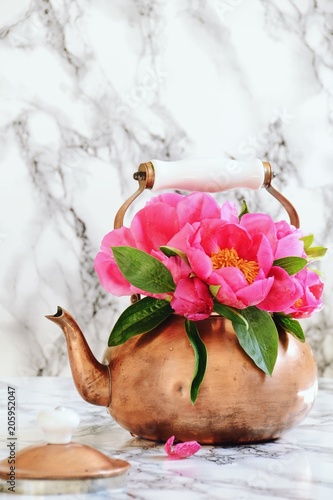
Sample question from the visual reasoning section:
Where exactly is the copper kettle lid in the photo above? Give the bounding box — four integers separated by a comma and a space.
0, 407, 130, 494
0, 441, 130, 480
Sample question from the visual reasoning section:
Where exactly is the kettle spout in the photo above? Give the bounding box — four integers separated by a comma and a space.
46, 307, 110, 407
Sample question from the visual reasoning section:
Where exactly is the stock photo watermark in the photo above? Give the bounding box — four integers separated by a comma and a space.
0, 0, 63, 45
114, 63, 169, 117
5, 386, 17, 493
237, 107, 295, 160
60, 60, 169, 171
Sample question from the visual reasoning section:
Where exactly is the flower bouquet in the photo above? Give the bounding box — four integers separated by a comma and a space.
95, 192, 326, 404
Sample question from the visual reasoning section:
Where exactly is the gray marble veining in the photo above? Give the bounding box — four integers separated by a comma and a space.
0, 0, 332, 377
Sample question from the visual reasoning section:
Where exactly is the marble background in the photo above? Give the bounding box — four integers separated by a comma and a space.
1, 0, 332, 378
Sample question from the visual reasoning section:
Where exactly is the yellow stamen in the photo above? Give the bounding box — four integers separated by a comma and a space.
294, 299, 303, 309
211, 247, 259, 284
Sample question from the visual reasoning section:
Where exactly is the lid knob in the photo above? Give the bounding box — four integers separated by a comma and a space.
36, 406, 80, 444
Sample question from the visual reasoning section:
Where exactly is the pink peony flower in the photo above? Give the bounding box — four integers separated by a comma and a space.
185, 219, 275, 310
184, 209, 317, 313
94, 192, 221, 296
170, 277, 214, 321
284, 268, 324, 319
255, 266, 304, 312
94, 226, 142, 296
164, 436, 201, 459
95, 193, 324, 319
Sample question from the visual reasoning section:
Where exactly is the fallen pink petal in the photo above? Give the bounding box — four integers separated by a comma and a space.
164, 436, 201, 459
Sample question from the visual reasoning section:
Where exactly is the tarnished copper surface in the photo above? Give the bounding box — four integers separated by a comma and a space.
104, 315, 317, 444
46, 307, 111, 407
0, 442, 129, 480
114, 162, 155, 229
266, 182, 300, 228
48, 309, 317, 445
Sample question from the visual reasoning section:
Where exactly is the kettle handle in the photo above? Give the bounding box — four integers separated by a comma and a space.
114, 159, 299, 229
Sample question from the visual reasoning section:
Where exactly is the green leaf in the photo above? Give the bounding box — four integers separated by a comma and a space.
209, 285, 220, 298
213, 300, 249, 327
112, 246, 176, 293
305, 246, 327, 259
233, 307, 279, 375
159, 246, 189, 263
300, 235, 327, 259
239, 199, 250, 218
300, 234, 314, 250
273, 314, 305, 342
108, 296, 173, 346
184, 319, 207, 404
273, 256, 307, 275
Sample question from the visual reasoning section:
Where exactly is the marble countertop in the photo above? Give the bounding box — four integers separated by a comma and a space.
0, 376, 332, 499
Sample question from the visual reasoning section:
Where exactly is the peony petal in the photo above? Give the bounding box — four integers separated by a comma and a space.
284, 269, 324, 318
94, 227, 140, 296
146, 192, 184, 208
170, 277, 213, 320
164, 436, 201, 459
213, 266, 248, 288
254, 234, 274, 274
210, 223, 252, 255
214, 271, 248, 309
158, 254, 192, 283
220, 200, 239, 223
187, 245, 214, 282
275, 233, 305, 259
177, 192, 221, 226
94, 252, 140, 296
241, 213, 277, 249
164, 435, 175, 455
130, 202, 179, 252
236, 277, 274, 306
275, 220, 303, 239
166, 223, 196, 253
188, 219, 222, 254
257, 267, 303, 312
100, 226, 137, 251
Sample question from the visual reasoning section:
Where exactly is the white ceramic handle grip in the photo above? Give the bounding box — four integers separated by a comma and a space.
150, 158, 266, 192
37, 407, 80, 444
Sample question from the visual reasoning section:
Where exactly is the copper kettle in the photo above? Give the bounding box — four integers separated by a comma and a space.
47, 159, 317, 443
